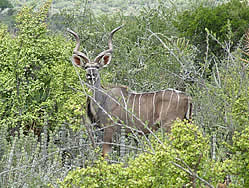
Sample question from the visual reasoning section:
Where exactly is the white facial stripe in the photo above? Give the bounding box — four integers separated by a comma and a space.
89, 69, 94, 82
86, 67, 99, 85
86, 67, 98, 70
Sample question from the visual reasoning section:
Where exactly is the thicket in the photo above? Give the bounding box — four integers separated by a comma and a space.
0, 0, 13, 9
174, 0, 249, 59
60, 121, 219, 188
0, 0, 248, 187
0, 0, 84, 134
0, 1, 94, 186
60, 121, 249, 187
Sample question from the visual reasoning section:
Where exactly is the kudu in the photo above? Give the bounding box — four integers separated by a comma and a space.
67, 26, 192, 157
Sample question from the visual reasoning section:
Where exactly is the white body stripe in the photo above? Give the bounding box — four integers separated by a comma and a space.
132, 95, 136, 122
176, 92, 180, 112
165, 90, 174, 118
126, 95, 131, 125
138, 94, 142, 120
152, 93, 156, 123
186, 96, 191, 119
120, 89, 127, 123
159, 90, 166, 120
147, 94, 149, 122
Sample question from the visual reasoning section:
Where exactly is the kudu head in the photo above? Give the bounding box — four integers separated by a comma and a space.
67, 26, 123, 86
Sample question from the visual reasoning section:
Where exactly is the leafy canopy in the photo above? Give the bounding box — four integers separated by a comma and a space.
175, 0, 249, 58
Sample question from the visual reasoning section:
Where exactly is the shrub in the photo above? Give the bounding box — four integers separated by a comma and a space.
0, 0, 13, 9
174, 0, 249, 59
60, 120, 226, 187
0, 0, 87, 132
228, 127, 249, 187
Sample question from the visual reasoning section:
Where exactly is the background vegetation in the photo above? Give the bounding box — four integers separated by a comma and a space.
0, 0, 248, 187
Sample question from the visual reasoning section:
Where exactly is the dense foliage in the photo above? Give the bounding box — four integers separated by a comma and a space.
175, 0, 249, 59
0, 0, 88, 133
60, 121, 212, 187
60, 121, 245, 187
0, 0, 248, 187
0, 0, 13, 9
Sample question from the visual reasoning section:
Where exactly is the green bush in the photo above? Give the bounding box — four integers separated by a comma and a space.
60, 120, 249, 187
227, 127, 249, 187
0, 0, 13, 9
0, 0, 88, 132
60, 120, 226, 187
1, 1, 248, 187
0, 2, 101, 186
174, 0, 249, 58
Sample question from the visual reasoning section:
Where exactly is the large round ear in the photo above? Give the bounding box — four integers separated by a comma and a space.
99, 53, 112, 68
72, 54, 84, 67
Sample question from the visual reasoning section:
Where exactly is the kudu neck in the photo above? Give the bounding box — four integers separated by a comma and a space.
92, 78, 105, 102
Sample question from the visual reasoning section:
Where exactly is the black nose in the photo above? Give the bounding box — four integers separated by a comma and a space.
86, 74, 92, 80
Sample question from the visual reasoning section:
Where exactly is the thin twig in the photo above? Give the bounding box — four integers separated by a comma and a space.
171, 160, 214, 188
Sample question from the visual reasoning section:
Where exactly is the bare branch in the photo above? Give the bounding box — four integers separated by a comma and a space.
171, 159, 214, 188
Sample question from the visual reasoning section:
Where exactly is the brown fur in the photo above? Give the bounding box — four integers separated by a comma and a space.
89, 87, 192, 156
216, 179, 229, 188
216, 182, 227, 188
68, 26, 192, 157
